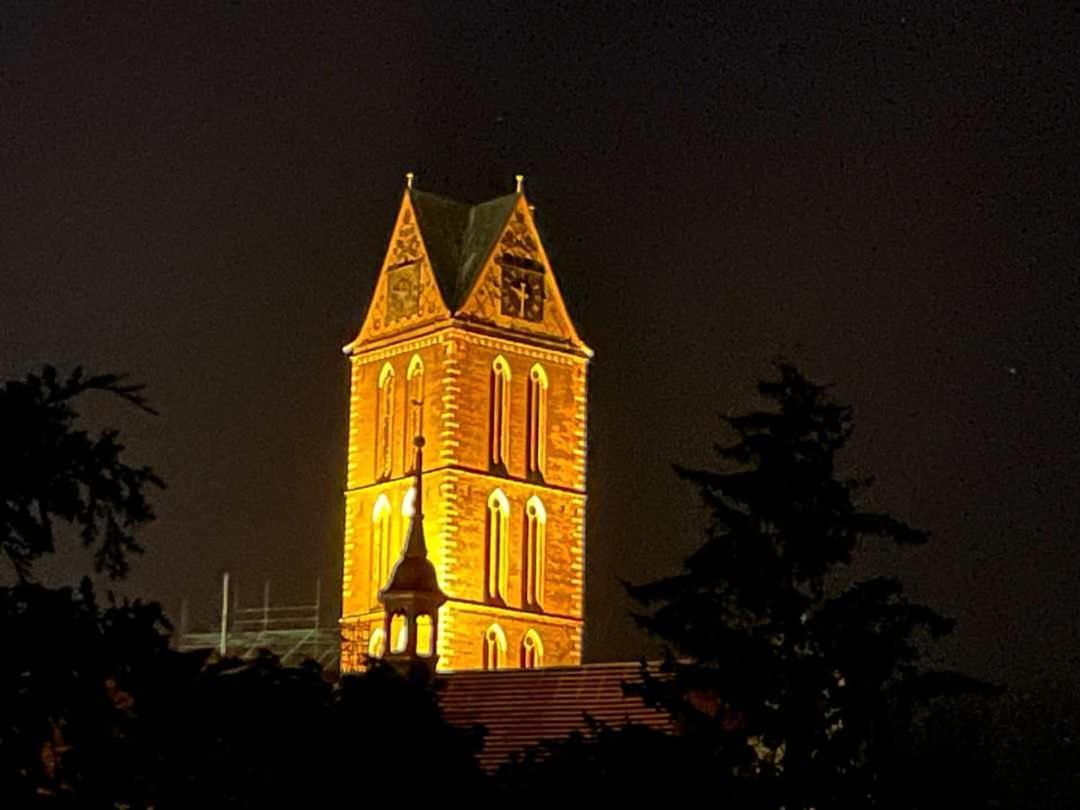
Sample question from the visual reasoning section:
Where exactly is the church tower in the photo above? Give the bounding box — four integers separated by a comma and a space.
340, 175, 591, 672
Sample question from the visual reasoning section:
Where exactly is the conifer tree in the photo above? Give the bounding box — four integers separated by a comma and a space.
628, 363, 973, 808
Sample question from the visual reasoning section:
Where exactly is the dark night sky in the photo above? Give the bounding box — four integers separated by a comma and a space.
2, 2, 1078, 688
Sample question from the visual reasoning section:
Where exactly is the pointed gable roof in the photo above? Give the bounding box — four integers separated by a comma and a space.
409, 189, 518, 311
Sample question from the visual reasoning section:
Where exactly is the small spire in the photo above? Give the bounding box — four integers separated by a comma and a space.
405, 171, 415, 189
515, 174, 524, 193
380, 425, 443, 598
377, 420, 445, 674
401, 433, 426, 557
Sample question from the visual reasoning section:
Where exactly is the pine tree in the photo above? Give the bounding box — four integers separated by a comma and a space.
627, 363, 973, 808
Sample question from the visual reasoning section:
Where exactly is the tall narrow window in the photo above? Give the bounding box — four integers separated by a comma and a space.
368, 628, 386, 658
526, 364, 548, 478
489, 356, 511, 470
404, 355, 424, 471
485, 489, 510, 604
375, 363, 395, 479
523, 496, 546, 610
370, 495, 392, 602
389, 613, 407, 653
483, 624, 506, 670
415, 614, 434, 657
521, 630, 543, 669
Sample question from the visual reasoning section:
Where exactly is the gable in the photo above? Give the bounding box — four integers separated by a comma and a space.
454, 195, 589, 353
347, 186, 590, 356
349, 194, 452, 349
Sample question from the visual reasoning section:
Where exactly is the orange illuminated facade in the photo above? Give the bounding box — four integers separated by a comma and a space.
340, 178, 591, 672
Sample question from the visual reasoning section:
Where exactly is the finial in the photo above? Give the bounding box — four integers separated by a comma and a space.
515, 174, 524, 193
405, 171, 415, 189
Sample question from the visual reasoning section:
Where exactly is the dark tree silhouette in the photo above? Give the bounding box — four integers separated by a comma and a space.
626, 363, 988, 809
0, 580, 175, 804
0, 366, 164, 580
0, 364, 483, 806
1, 582, 485, 806
135, 654, 484, 807
495, 717, 761, 804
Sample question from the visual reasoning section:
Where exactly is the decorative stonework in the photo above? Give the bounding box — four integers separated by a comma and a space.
341, 185, 590, 673
386, 261, 421, 322
390, 208, 423, 265
457, 198, 576, 344
355, 200, 450, 345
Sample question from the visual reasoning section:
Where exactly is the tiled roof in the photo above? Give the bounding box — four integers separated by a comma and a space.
436, 662, 674, 771
409, 189, 519, 311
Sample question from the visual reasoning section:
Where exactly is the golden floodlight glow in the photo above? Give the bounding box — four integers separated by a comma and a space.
338, 182, 591, 672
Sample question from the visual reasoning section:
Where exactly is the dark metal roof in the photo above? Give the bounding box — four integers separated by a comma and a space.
379, 554, 443, 601
409, 189, 519, 310
436, 662, 674, 771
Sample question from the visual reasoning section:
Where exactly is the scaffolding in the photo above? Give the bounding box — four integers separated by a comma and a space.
177, 573, 340, 669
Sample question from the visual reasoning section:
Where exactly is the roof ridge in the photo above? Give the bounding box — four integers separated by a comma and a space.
411, 187, 516, 210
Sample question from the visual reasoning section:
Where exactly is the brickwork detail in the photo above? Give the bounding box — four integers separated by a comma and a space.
341, 187, 591, 671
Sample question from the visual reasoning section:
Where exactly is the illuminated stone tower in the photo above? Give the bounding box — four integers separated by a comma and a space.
340, 175, 591, 672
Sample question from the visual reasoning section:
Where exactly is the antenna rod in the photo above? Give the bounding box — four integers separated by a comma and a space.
263, 579, 270, 634
220, 571, 230, 656
314, 577, 322, 661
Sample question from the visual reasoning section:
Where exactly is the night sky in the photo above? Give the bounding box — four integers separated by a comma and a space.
2, 2, 1078, 689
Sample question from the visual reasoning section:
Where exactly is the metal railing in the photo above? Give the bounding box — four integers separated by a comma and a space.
177, 573, 339, 669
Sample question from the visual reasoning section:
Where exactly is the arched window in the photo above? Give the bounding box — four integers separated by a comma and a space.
526, 364, 548, 478
370, 495, 392, 602
486, 489, 510, 604
375, 363, 395, 479
483, 624, 507, 670
415, 614, 434, 657
489, 356, 511, 469
523, 496, 546, 610
368, 627, 385, 658
389, 613, 407, 653
521, 629, 543, 669
404, 355, 424, 471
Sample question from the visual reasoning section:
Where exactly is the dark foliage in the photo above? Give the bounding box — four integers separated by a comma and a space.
620, 363, 992, 808
0, 580, 175, 804
0, 581, 483, 806
0, 364, 482, 806
4, 360, 1067, 807
0, 366, 164, 580
496, 717, 765, 804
